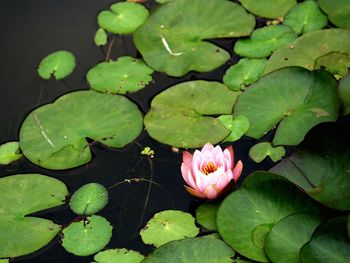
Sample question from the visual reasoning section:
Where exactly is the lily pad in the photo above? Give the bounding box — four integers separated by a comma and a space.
234, 25, 298, 59
318, 0, 350, 29
196, 202, 219, 231
0, 174, 68, 258
217, 115, 250, 143
37, 50, 76, 80
143, 237, 235, 263
270, 129, 350, 210
134, 0, 255, 77
94, 28, 108, 46
86, 56, 154, 94
144, 81, 238, 148
0, 260, 9, 263
265, 213, 321, 263
300, 217, 350, 263
233, 67, 340, 146
93, 248, 144, 263
315, 52, 350, 77
69, 183, 108, 215
283, 1, 327, 34
140, 210, 199, 247
217, 172, 319, 262
338, 71, 350, 115
348, 215, 350, 238
62, 215, 113, 256
265, 29, 350, 76
0, 141, 22, 165
249, 142, 286, 163
223, 58, 267, 91
19, 90, 143, 170
239, 0, 297, 19
97, 2, 149, 34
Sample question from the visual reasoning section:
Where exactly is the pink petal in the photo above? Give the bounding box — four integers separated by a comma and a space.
214, 150, 225, 168
215, 170, 233, 190
194, 169, 207, 193
184, 185, 206, 198
232, 160, 243, 182
224, 146, 235, 168
193, 150, 202, 170
201, 143, 214, 152
187, 169, 199, 190
182, 151, 193, 168
205, 184, 219, 200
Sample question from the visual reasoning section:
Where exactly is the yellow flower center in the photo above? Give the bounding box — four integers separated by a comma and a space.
201, 162, 218, 175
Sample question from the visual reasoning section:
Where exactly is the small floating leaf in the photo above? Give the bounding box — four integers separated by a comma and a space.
69, 183, 108, 215
0, 174, 68, 258
223, 58, 267, 91
217, 115, 250, 143
94, 28, 108, 46
196, 202, 219, 231
234, 25, 298, 58
283, 1, 327, 34
37, 50, 76, 80
86, 56, 153, 94
143, 237, 235, 263
0, 141, 22, 165
318, 0, 350, 29
94, 248, 144, 263
97, 2, 149, 34
249, 142, 286, 163
62, 215, 113, 256
140, 210, 199, 247
239, 0, 297, 19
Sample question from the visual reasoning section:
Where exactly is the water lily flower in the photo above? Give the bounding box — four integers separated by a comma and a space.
181, 143, 243, 200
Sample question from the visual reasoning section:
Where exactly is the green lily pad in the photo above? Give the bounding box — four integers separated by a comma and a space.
283, 1, 327, 34
140, 210, 199, 247
86, 56, 154, 94
223, 58, 267, 91
0, 260, 9, 263
93, 248, 144, 263
69, 183, 108, 215
217, 172, 319, 262
233, 67, 340, 146
265, 213, 321, 263
249, 142, 286, 163
239, 0, 297, 19
217, 115, 250, 143
143, 237, 235, 263
234, 25, 298, 59
62, 215, 113, 256
315, 52, 350, 77
144, 81, 238, 148
338, 71, 350, 115
134, 0, 255, 77
300, 217, 350, 263
19, 90, 143, 170
0, 141, 22, 165
0, 174, 68, 258
348, 215, 350, 238
265, 29, 350, 76
97, 2, 149, 34
94, 28, 108, 46
270, 130, 350, 210
37, 50, 76, 80
318, 0, 350, 29
196, 202, 219, 231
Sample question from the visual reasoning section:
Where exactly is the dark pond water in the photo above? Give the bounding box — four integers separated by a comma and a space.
2, 0, 344, 262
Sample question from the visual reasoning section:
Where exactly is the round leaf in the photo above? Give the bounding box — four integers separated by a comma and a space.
223, 58, 267, 91
217, 115, 250, 143
134, 0, 255, 77
94, 248, 144, 263
0, 174, 68, 258
233, 67, 340, 146
143, 237, 235, 263
265, 213, 321, 263
300, 217, 350, 263
265, 29, 350, 77
196, 202, 219, 231
0, 141, 22, 165
97, 2, 149, 34
86, 56, 153, 94
318, 0, 350, 29
339, 71, 350, 115
249, 142, 286, 163
62, 215, 113, 256
239, 0, 297, 19
217, 172, 319, 262
94, 28, 108, 46
144, 81, 238, 148
37, 50, 76, 80
19, 90, 143, 170
69, 183, 108, 215
140, 210, 199, 247
234, 25, 298, 59
283, 1, 327, 34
